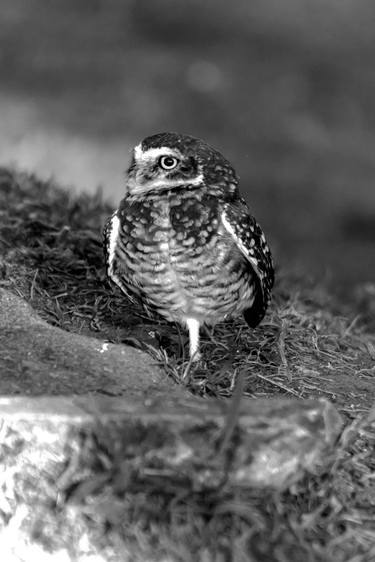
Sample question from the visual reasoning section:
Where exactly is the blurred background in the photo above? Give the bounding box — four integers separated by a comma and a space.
1, 0, 375, 294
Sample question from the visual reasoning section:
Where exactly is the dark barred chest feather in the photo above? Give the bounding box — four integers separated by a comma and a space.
105, 190, 256, 324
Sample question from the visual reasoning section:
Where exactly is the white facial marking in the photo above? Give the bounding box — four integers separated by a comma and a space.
133, 142, 142, 160
129, 143, 204, 193
134, 145, 181, 164
135, 174, 204, 190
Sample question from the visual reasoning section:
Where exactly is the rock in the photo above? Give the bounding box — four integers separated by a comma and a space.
232, 397, 343, 487
0, 289, 344, 559
0, 288, 172, 397
0, 394, 342, 560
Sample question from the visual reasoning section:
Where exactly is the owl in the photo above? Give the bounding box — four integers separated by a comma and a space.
104, 132, 274, 360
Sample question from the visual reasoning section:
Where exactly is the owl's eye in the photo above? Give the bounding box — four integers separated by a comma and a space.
159, 156, 179, 170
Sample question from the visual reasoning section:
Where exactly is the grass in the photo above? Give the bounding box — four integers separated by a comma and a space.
1, 168, 375, 561
82, 419, 375, 561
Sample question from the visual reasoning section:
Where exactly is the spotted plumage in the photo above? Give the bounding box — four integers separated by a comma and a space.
104, 132, 274, 360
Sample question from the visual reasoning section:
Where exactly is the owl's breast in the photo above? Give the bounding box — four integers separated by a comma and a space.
114, 192, 252, 322
121, 192, 226, 260
169, 193, 224, 260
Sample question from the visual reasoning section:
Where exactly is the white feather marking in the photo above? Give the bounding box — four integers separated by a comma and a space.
133, 142, 143, 161
134, 145, 182, 163
159, 241, 169, 252
140, 174, 204, 189
107, 213, 120, 276
106, 212, 135, 301
127, 173, 204, 194
129, 144, 204, 193
106, 212, 133, 298
221, 211, 259, 271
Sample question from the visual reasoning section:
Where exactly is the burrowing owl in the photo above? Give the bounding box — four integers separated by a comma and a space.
104, 132, 274, 360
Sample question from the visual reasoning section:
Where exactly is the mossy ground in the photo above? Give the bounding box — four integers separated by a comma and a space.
1, 169, 375, 561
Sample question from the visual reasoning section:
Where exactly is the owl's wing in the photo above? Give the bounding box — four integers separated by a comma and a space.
221, 197, 274, 327
103, 211, 136, 301
103, 211, 119, 276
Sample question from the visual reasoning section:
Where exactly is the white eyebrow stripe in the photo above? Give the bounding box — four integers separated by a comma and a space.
133, 145, 182, 162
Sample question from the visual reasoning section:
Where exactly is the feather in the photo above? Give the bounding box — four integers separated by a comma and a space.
221, 198, 274, 327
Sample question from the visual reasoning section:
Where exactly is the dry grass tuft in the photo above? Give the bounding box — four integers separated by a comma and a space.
1, 168, 375, 561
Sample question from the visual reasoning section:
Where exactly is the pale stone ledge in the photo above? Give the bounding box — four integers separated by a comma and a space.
0, 394, 342, 560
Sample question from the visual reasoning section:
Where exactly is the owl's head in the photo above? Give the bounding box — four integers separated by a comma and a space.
125, 132, 238, 196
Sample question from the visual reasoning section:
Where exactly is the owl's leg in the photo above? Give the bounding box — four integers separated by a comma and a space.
185, 317, 201, 361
